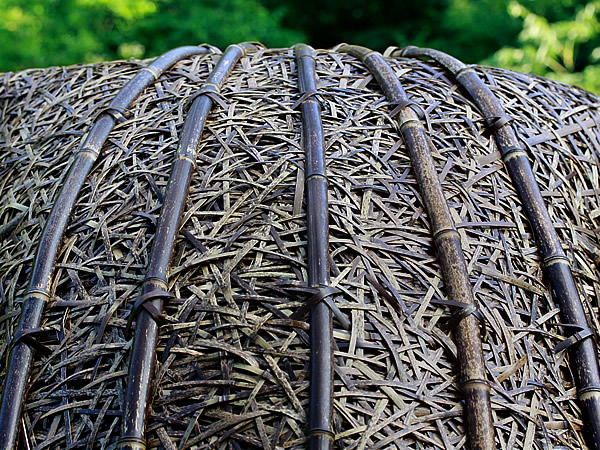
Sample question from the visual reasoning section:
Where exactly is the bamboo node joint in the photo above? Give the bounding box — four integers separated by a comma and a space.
117, 436, 147, 450
399, 118, 422, 130
308, 428, 335, 441
543, 255, 570, 268
177, 153, 197, 168
455, 65, 477, 79
305, 172, 328, 183
501, 146, 527, 162
140, 66, 160, 80
578, 386, 600, 401
460, 378, 490, 390
432, 228, 459, 242
24, 289, 50, 302
78, 147, 100, 158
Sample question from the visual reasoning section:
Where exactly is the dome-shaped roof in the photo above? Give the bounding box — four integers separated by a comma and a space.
0, 44, 599, 449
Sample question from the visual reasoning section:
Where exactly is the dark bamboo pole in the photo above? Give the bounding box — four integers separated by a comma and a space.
293, 44, 334, 449
396, 45, 600, 448
118, 43, 257, 450
338, 44, 494, 449
0, 45, 213, 450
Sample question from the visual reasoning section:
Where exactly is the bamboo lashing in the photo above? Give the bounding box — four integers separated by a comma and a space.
0, 45, 213, 449
294, 43, 335, 450
119, 43, 257, 450
1, 44, 599, 448
338, 44, 495, 449
397, 44, 600, 449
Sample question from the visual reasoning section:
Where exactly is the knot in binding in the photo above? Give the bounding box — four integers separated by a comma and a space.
7, 327, 60, 370
292, 88, 322, 109
382, 46, 401, 57
10, 327, 59, 354
388, 98, 426, 120
553, 323, 594, 353
195, 43, 220, 54
483, 114, 513, 137
443, 301, 487, 338
394, 46, 418, 58
184, 83, 228, 112
234, 41, 265, 53
289, 285, 341, 320
93, 106, 132, 124
125, 289, 174, 339
287, 285, 350, 329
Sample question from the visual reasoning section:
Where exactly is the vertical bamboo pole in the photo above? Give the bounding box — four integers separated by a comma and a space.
0, 45, 213, 450
338, 44, 495, 449
118, 43, 257, 450
397, 45, 600, 449
294, 44, 334, 449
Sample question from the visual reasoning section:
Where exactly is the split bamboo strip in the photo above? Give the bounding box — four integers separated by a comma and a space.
0, 45, 213, 449
397, 45, 600, 448
119, 43, 257, 450
338, 44, 495, 449
2, 45, 599, 448
294, 44, 334, 450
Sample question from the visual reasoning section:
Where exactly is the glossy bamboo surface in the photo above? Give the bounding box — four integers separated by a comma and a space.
398, 44, 600, 448
119, 43, 256, 450
3, 43, 600, 448
294, 44, 334, 450
339, 44, 495, 449
0, 45, 213, 450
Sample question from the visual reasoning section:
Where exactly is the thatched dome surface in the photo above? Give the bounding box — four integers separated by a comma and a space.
1, 46, 600, 448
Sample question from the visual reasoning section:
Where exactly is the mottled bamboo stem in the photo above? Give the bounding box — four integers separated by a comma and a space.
294, 44, 334, 449
397, 44, 600, 448
338, 44, 494, 449
118, 43, 256, 450
0, 45, 213, 450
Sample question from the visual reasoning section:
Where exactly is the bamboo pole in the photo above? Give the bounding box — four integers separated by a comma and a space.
396, 45, 600, 449
118, 43, 257, 450
293, 44, 334, 449
0, 45, 213, 450
337, 44, 495, 449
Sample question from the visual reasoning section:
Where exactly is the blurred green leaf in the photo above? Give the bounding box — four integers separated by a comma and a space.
487, 1, 600, 93
0, 0, 598, 94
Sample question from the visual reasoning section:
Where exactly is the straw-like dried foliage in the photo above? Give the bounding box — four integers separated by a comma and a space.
1, 46, 600, 449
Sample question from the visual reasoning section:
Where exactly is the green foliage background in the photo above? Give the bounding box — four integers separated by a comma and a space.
0, 0, 599, 93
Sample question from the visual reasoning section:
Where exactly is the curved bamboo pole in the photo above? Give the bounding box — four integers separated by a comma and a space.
293, 44, 334, 449
396, 45, 600, 448
337, 44, 494, 449
0, 45, 213, 449
118, 43, 257, 450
